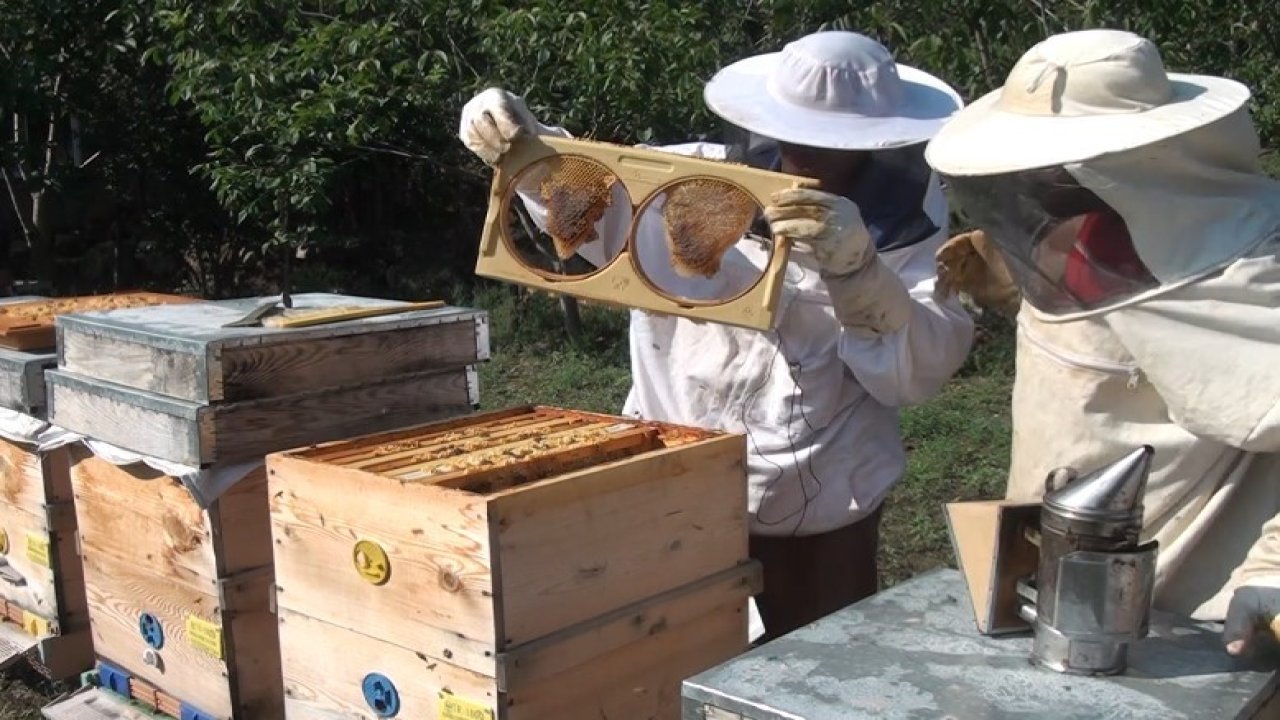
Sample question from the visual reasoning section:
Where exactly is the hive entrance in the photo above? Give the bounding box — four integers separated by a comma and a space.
303, 408, 709, 495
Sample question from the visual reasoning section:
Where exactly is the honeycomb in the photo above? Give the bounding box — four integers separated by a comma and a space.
660, 179, 759, 279
537, 156, 619, 260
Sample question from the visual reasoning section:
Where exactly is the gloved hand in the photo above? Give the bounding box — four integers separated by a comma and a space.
765, 188, 911, 336
458, 87, 544, 166
1223, 584, 1280, 657
935, 229, 1022, 318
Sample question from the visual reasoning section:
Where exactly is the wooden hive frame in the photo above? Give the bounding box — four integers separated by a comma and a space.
475, 135, 819, 332
269, 405, 758, 719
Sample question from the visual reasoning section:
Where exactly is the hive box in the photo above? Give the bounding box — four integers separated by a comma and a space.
46, 293, 489, 467
268, 406, 758, 720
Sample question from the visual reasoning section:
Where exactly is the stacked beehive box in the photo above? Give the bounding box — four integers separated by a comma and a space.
0, 293, 193, 678
41, 293, 489, 720
268, 405, 759, 720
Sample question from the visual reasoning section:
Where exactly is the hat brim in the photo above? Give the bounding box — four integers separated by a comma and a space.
925, 73, 1252, 176
704, 53, 964, 151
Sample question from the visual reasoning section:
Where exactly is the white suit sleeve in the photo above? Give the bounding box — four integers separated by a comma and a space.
1104, 247, 1280, 452
836, 180, 976, 408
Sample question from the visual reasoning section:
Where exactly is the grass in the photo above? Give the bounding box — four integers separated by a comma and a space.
0, 285, 1016, 717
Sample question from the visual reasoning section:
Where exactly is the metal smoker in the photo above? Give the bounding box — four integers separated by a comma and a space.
1017, 446, 1159, 676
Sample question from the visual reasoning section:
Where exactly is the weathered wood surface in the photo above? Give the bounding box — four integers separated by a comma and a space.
71, 449, 281, 719
48, 366, 479, 466
56, 293, 490, 403
0, 346, 55, 417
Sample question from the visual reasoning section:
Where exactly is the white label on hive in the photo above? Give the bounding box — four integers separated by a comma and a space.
439, 692, 494, 720
185, 614, 224, 660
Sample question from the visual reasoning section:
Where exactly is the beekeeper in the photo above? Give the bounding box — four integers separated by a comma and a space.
926, 29, 1280, 656
460, 31, 974, 641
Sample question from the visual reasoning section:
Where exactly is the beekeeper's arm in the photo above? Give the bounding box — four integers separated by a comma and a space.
765, 188, 974, 407
1103, 256, 1280, 656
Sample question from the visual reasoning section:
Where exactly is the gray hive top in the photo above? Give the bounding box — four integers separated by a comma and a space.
682, 568, 1277, 720
54, 292, 487, 351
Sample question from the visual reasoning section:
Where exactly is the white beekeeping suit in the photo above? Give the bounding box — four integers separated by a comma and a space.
926, 28, 1280, 655
461, 31, 974, 642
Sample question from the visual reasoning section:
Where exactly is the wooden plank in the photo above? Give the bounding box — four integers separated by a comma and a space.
217, 318, 484, 402
268, 456, 499, 675
207, 468, 273, 578
221, 567, 284, 719
49, 371, 200, 470
56, 293, 488, 404
491, 435, 748, 647
496, 561, 760, 691
278, 608, 498, 719
0, 501, 60, 621
59, 329, 203, 403
70, 448, 219, 593
0, 438, 58, 519
506, 602, 747, 720
81, 549, 234, 719
50, 367, 479, 467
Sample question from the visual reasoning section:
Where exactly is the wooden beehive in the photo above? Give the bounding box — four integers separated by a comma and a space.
47, 293, 489, 466
67, 445, 280, 719
268, 406, 757, 720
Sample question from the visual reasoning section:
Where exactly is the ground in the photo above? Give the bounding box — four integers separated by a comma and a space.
0, 287, 1016, 717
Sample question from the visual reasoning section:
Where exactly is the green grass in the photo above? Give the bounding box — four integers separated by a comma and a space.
0, 287, 1016, 717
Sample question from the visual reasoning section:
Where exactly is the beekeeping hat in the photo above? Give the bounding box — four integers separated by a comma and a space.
926, 29, 1252, 176
704, 31, 963, 150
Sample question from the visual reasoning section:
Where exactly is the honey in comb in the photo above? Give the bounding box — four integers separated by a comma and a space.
661, 179, 759, 278
537, 156, 618, 261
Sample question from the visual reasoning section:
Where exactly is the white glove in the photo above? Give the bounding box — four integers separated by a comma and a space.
458, 87, 543, 166
764, 188, 873, 275
764, 188, 912, 335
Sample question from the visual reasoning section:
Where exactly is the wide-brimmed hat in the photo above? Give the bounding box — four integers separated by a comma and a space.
926, 29, 1252, 176
704, 31, 963, 151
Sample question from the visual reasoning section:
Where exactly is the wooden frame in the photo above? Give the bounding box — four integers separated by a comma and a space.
0, 292, 195, 351
475, 135, 819, 331
944, 499, 1041, 635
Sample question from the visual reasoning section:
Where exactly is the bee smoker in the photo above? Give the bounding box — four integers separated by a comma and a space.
1016, 446, 1159, 676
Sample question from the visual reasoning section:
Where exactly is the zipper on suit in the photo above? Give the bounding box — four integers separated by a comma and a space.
1018, 318, 1142, 389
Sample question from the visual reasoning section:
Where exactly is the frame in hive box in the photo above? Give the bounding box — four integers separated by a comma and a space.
268, 405, 758, 719
66, 445, 281, 719
475, 135, 819, 332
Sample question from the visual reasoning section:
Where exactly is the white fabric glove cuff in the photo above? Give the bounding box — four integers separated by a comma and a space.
823, 256, 912, 336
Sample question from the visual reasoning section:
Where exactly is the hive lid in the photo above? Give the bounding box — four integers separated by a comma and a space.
1044, 445, 1153, 525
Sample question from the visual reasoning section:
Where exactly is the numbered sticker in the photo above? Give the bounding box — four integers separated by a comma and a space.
439, 692, 494, 720
185, 614, 224, 660
25, 533, 49, 568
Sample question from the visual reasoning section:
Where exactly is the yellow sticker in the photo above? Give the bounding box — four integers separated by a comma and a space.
25, 533, 49, 568
185, 614, 224, 660
21, 611, 49, 637
439, 692, 495, 720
